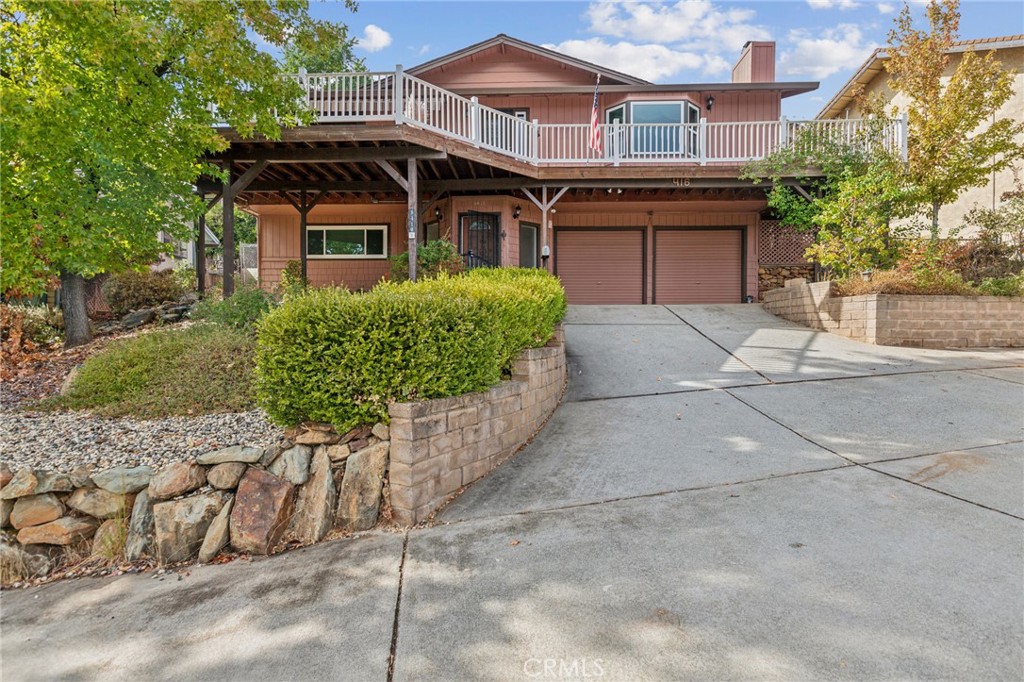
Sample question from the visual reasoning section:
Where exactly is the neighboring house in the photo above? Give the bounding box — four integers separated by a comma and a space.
208, 34, 904, 304
153, 226, 221, 272
817, 35, 1024, 237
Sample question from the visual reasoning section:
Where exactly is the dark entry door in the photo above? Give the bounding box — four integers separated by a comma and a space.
459, 212, 500, 268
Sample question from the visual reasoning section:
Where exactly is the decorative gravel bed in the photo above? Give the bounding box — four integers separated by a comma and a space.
1, 410, 282, 473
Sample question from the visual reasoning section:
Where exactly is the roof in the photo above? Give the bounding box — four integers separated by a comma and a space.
817, 34, 1024, 119
408, 34, 651, 86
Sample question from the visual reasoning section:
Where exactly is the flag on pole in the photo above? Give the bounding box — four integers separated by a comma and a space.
589, 74, 602, 153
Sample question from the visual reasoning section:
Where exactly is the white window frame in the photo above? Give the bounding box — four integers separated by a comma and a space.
306, 224, 389, 259
622, 100, 701, 158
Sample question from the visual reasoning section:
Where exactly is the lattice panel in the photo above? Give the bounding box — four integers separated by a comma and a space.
759, 220, 815, 266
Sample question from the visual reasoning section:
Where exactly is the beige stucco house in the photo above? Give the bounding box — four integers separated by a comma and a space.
817, 35, 1024, 237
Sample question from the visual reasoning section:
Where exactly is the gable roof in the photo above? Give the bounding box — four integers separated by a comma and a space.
408, 34, 650, 86
817, 34, 1024, 119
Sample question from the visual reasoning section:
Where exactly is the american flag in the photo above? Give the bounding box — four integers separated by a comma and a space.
589, 74, 601, 153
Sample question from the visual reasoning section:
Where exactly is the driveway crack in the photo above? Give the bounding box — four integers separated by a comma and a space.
386, 531, 410, 682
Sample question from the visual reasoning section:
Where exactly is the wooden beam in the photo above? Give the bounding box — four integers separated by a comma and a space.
299, 189, 308, 282
215, 147, 447, 164
407, 158, 418, 281
374, 160, 409, 192
245, 180, 401, 193
229, 160, 268, 195
222, 165, 236, 297
196, 211, 207, 296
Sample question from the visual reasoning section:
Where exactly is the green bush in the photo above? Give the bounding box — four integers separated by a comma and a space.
255, 268, 566, 429
171, 266, 198, 293
5, 304, 63, 345
977, 273, 1024, 297
42, 325, 256, 417
191, 286, 278, 332
101, 270, 185, 316
390, 239, 465, 281
277, 260, 308, 300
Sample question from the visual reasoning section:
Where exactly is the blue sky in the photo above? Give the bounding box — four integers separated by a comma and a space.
299, 0, 1022, 118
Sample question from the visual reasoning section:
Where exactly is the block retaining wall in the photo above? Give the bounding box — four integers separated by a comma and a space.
388, 327, 567, 525
762, 279, 1024, 348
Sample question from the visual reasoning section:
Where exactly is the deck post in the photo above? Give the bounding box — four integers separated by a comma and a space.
196, 211, 206, 297
222, 164, 235, 297
299, 189, 308, 283
407, 157, 418, 281
471, 97, 481, 146
394, 64, 405, 124
532, 118, 540, 164
779, 115, 788, 148
698, 118, 707, 166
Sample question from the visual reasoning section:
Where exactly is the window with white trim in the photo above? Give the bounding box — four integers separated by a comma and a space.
606, 101, 701, 157
306, 225, 388, 258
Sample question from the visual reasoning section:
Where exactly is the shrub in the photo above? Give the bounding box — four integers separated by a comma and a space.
834, 269, 978, 296
977, 273, 1024, 297
42, 325, 256, 417
4, 304, 62, 345
277, 260, 308, 300
171, 265, 198, 293
390, 239, 465, 281
191, 286, 278, 332
256, 268, 566, 429
101, 270, 185, 316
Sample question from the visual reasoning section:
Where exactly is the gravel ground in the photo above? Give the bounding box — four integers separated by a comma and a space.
1, 409, 282, 473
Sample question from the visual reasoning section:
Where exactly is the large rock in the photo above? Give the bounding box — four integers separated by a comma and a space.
294, 429, 340, 446
124, 490, 154, 561
268, 445, 312, 485
69, 464, 95, 489
0, 469, 72, 499
197, 497, 234, 564
17, 517, 99, 545
197, 445, 264, 466
91, 518, 127, 558
260, 443, 286, 468
371, 423, 390, 441
67, 487, 133, 520
1, 541, 55, 580
152, 492, 229, 564
290, 447, 337, 545
92, 466, 153, 494
148, 462, 206, 501
10, 493, 64, 529
0, 464, 13, 488
230, 469, 294, 555
324, 443, 351, 463
336, 442, 390, 532
207, 462, 247, 490
0, 499, 13, 528
121, 308, 155, 329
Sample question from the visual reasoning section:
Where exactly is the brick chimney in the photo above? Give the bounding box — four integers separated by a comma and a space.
731, 41, 776, 83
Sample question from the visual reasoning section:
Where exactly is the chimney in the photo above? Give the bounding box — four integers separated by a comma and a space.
732, 41, 776, 83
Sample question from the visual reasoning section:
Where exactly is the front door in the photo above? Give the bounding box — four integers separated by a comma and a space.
459, 212, 500, 268
519, 222, 539, 267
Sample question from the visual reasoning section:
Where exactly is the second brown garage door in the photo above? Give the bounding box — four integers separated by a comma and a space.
555, 229, 645, 304
654, 228, 744, 304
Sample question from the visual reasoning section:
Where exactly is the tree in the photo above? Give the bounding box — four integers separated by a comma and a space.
1, 1, 357, 346
862, 0, 1024, 237
205, 206, 258, 257
282, 35, 364, 73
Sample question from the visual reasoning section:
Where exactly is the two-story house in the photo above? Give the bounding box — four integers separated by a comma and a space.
207, 34, 903, 304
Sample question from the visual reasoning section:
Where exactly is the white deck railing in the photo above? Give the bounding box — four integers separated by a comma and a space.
291, 68, 908, 165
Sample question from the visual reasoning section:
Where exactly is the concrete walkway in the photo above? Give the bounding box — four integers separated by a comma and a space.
3, 305, 1022, 681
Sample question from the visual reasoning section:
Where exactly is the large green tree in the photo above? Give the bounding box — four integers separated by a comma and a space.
1, 0, 357, 346
863, 0, 1024, 237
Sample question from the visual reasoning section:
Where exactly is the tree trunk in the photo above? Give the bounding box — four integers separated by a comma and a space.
931, 200, 940, 240
60, 271, 92, 348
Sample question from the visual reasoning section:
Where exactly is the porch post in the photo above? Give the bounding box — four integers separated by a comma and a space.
222, 164, 235, 297
407, 157, 418, 281
540, 186, 549, 273
299, 189, 308, 283
196, 211, 206, 296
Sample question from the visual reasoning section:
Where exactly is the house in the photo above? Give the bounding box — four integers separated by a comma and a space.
817, 34, 1024, 237
206, 34, 905, 304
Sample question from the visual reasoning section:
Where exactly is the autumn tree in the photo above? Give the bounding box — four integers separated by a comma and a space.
863, 0, 1024, 237
283, 35, 364, 73
1, 1, 357, 346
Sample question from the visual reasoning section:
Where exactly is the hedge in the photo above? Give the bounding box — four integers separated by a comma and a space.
254, 268, 566, 429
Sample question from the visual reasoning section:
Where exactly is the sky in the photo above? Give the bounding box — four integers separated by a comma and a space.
297, 0, 1023, 118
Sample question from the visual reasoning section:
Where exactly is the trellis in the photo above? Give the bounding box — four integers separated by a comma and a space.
759, 220, 815, 266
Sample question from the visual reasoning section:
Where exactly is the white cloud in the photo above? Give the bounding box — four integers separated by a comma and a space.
778, 25, 878, 79
545, 38, 731, 81
583, 1, 770, 54
877, 2, 896, 13
415, 44, 431, 57
357, 24, 391, 53
806, 0, 861, 9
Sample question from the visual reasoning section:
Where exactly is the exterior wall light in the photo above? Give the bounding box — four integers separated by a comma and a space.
512, 205, 522, 219
434, 207, 443, 222
706, 96, 715, 111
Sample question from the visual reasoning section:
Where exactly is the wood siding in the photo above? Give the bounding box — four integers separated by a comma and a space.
417, 44, 611, 90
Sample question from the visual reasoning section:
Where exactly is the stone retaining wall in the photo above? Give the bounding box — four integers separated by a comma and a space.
388, 327, 567, 525
757, 266, 815, 300
763, 279, 1024, 348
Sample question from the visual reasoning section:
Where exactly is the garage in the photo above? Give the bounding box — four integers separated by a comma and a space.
554, 228, 645, 304
653, 228, 744, 304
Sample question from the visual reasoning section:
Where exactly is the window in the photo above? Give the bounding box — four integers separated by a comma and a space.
607, 101, 701, 157
519, 222, 539, 268
422, 221, 440, 243
306, 225, 388, 258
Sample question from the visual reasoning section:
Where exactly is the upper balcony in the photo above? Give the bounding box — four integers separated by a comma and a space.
270, 69, 907, 168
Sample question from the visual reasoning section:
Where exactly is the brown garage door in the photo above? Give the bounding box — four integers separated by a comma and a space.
654, 228, 744, 304
555, 229, 645, 304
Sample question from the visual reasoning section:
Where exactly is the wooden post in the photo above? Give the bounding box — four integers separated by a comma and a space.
196, 211, 206, 296
407, 157, 418, 281
222, 165, 235, 297
299, 189, 308, 283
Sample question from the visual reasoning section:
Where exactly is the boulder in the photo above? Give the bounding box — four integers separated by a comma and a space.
347, 438, 369, 453
196, 445, 264, 466
67, 487, 133, 520
290, 447, 337, 545
294, 430, 340, 446
336, 442, 390, 532
0, 469, 72, 499
124, 490, 154, 561
0, 464, 12, 488
207, 462, 247, 490
260, 443, 286, 468
148, 462, 206, 501
92, 466, 153, 494
268, 445, 312, 485
230, 469, 294, 555
371, 423, 390, 441
339, 425, 373, 445
324, 443, 351, 463
197, 496, 234, 564
17, 517, 99, 545
10, 493, 64, 529
91, 518, 127, 558
1, 541, 55, 580
0, 499, 13, 528
122, 308, 155, 329
69, 464, 96, 489
152, 492, 229, 564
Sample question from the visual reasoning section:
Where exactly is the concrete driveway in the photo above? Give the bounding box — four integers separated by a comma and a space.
3, 305, 1022, 681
